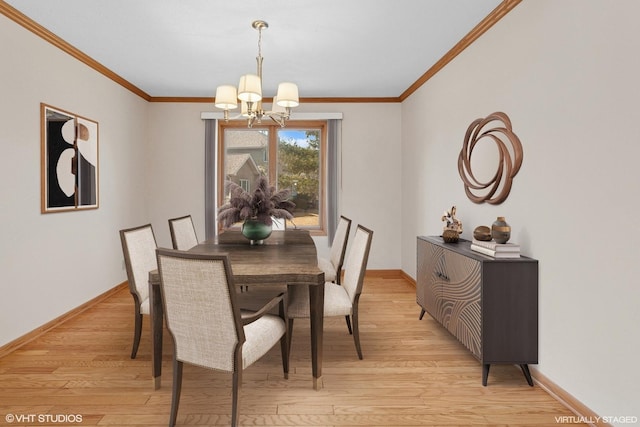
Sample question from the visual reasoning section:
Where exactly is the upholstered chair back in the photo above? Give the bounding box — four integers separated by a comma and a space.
341, 225, 373, 304
156, 250, 242, 372
271, 217, 286, 230
168, 215, 199, 250
330, 216, 352, 270
120, 224, 157, 306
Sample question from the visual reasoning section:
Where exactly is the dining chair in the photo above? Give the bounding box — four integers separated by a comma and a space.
119, 224, 157, 359
155, 248, 289, 427
318, 215, 352, 285
168, 214, 198, 250
287, 224, 373, 359
271, 216, 286, 230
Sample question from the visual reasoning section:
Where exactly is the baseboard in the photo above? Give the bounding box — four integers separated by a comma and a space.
0, 281, 128, 359
400, 269, 416, 286
531, 367, 611, 426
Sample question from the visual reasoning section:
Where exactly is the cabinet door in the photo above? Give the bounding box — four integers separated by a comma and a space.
440, 249, 482, 359
417, 240, 445, 320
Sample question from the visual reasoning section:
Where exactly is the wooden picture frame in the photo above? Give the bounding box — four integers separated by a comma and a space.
41, 103, 99, 213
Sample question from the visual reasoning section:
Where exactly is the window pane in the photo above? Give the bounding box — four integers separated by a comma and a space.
277, 128, 320, 229
223, 128, 269, 200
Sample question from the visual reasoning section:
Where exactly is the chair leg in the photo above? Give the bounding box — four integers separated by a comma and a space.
287, 318, 295, 355
169, 360, 183, 427
352, 307, 363, 360
280, 303, 290, 379
131, 311, 143, 359
231, 369, 242, 427
345, 315, 352, 335
280, 331, 290, 380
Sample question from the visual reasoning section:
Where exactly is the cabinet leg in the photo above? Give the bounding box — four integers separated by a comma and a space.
419, 309, 425, 320
483, 364, 533, 386
520, 364, 534, 386
482, 364, 490, 386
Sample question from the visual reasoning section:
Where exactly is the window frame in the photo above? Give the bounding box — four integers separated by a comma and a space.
217, 120, 327, 236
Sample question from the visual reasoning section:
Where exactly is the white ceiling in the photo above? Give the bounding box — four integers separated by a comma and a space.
5, 0, 503, 99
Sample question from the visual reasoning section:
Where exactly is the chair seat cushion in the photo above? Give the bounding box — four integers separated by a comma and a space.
318, 257, 337, 282
242, 314, 286, 368
140, 297, 150, 315
287, 282, 352, 318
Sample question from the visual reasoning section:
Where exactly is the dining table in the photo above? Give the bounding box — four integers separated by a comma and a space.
147, 229, 326, 390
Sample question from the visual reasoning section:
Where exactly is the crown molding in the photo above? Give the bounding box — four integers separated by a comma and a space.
399, 0, 521, 101
2, 0, 520, 104
150, 96, 400, 104
0, 1, 152, 101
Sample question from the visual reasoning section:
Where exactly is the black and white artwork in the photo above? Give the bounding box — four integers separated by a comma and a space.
41, 104, 99, 213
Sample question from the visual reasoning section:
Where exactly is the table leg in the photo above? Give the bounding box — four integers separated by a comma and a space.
308, 282, 324, 390
149, 281, 163, 389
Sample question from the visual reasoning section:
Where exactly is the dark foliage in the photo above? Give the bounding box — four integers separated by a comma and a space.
217, 175, 296, 228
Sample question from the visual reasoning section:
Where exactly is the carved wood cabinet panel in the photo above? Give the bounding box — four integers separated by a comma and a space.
417, 236, 538, 385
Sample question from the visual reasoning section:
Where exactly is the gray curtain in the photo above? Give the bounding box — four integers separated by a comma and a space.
204, 119, 217, 239
327, 119, 341, 245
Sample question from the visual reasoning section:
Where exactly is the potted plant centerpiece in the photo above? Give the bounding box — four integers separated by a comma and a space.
218, 175, 296, 244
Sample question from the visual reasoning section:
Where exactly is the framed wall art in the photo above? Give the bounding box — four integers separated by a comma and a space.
41, 103, 99, 213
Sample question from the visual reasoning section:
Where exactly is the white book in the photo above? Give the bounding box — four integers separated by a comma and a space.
470, 244, 520, 258
472, 239, 520, 252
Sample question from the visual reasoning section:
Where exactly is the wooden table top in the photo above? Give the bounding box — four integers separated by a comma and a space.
186, 229, 325, 285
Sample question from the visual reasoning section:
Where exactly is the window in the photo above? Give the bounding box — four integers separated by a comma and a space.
218, 120, 327, 234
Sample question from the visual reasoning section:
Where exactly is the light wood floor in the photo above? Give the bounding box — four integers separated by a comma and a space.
0, 276, 584, 426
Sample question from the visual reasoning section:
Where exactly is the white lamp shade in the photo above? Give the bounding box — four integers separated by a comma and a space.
238, 74, 262, 102
271, 96, 286, 113
276, 82, 299, 108
215, 85, 238, 110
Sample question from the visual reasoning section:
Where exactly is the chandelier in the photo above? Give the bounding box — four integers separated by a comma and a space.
214, 20, 299, 128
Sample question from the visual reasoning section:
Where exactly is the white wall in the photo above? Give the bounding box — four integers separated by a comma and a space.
146, 102, 403, 269
400, 0, 640, 422
3, 1, 636, 421
146, 103, 207, 249
0, 14, 149, 346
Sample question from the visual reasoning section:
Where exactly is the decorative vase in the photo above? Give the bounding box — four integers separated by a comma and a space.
491, 216, 511, 244
473, 225, 492, 241
241, 219, 272, 245
442, 229, 460, 243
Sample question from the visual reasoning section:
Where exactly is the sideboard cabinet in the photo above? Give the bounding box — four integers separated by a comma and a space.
416, 236, 538, 386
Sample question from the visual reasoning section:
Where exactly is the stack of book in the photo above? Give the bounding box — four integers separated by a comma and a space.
471, 239, 520, 258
